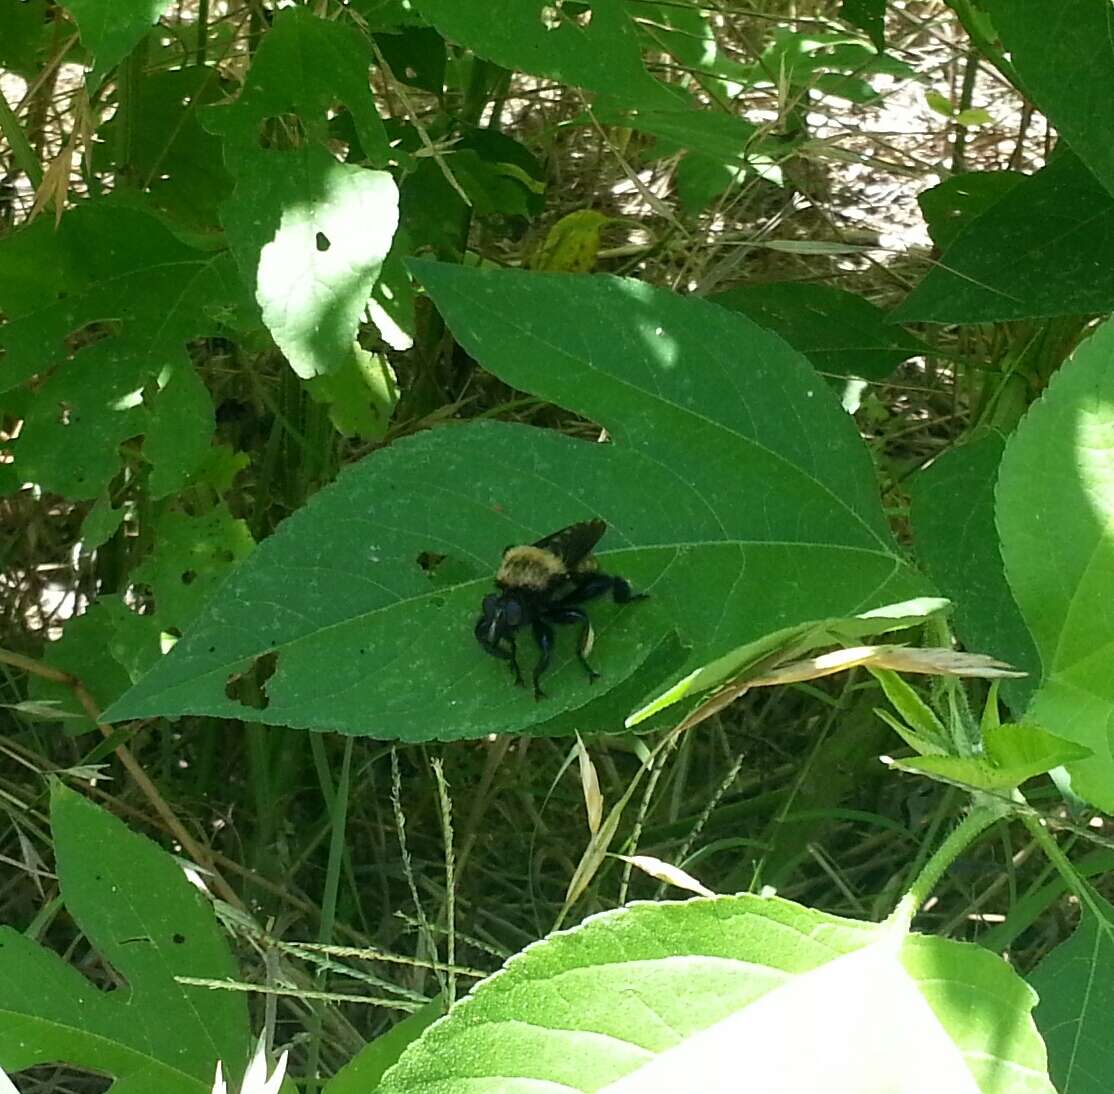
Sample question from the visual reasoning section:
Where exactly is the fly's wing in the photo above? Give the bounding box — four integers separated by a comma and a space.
533, 519, 606, 569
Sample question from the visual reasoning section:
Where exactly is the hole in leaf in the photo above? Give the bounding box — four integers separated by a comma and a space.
315, 231, 330, 252
57, 401, 74, 426
540, 4, 561, 29
15, 1066, 110, 1093
257, 113, 307, 151
416, 551, 446, 574
126, 582, 156, 614
224, 651, 278, 710
64, 319, 122, 356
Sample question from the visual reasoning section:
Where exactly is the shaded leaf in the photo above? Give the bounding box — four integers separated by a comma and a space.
841, 0, 885, 51
28, 601, 134, 732
910, 432, 1039, 713
918, 171, 1025, 251
711, 281, 928, 380
92, 66, 232, 228
0, 0, 50, 77
983, 0, 1114, 197
66, 0, 173, 88
0, 200, 247, 500
412, 0, 676, 106
894, 152, 1114, 324
80, 492, 126, 552
374, 25, 446, 94
145, 362, 216, 499
0, 783, 250, 1091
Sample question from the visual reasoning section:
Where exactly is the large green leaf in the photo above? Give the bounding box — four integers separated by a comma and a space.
378, 895, 1053, 1092
910, 433, 1039, 712
997, 318, 1114, 811
982, 0, 1114, 198
412, 0, 676, 106
893, 152, 1114, 324
103, 265, 926, 738
203, 7, 399, 390
1030, 899, 1114, 1094
0, 784, 249, 1092
594, 105, 756, 167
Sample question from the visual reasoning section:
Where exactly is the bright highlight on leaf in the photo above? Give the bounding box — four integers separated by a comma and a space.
376, 894, 1053, 1093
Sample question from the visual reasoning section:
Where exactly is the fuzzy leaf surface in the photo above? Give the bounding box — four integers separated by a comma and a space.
0, 784, 249, 1091
998, 318, 1114, 810
378, 895, 1052, 1092
103, 265, 926, 738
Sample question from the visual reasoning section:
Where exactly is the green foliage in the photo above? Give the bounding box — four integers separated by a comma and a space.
998, 318, 1114, 810
895, 152, 1114, 324
413, 0, 676, 106
0, 784, 250, 1090
0, 201, 246, 499
909, 432, 1039, 712
1031, 901, 1114, 1094
983, 0, 1114, 196
711, 281, 929, 380
379, 894, 1052, 1092
4, 0, 1114, 1089
103, 266, 926, 735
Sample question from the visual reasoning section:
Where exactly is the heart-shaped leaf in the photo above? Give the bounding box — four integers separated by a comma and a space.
103, 264, 927, 739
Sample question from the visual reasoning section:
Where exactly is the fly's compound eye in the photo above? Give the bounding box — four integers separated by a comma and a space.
481, 594, 501, 617
501, 599, 524, 627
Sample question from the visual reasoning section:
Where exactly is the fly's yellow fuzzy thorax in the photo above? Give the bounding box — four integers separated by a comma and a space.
497, 546, 566, 590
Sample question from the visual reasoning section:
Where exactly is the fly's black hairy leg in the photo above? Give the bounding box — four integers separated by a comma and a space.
531, 618, 555, 700
545, 606, 600, 684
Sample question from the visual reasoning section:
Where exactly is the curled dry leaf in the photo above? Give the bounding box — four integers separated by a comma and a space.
575, 733, 603, 836
614, 854, 716, 899
678, 645, 1026, 735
